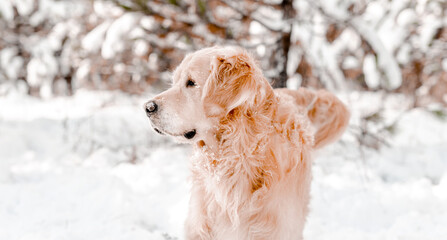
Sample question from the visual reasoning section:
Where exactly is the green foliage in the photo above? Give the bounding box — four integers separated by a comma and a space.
364, 111, 383, 123
196, 0, 206, 17
430, 109, 447, 120
384, 123, 397, 135
167, 0, 180, 6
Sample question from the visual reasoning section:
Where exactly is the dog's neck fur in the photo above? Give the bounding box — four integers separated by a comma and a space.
192, 91, 281, 226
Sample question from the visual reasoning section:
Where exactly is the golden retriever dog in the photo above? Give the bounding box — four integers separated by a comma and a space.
144, 46, 349, 240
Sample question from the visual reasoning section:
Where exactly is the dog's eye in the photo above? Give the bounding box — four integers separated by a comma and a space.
186, 79, 196, 87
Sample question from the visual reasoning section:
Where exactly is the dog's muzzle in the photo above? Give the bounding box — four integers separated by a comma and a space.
144, 100, 197, 140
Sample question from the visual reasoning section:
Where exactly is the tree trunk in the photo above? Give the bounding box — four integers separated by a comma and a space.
272, 0, 294, 88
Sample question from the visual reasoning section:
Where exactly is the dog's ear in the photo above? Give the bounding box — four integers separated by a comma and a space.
202, 49, 261, 117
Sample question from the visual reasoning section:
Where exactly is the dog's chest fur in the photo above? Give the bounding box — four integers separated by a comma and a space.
190, 128, 312, 239
186, 95, 314, 239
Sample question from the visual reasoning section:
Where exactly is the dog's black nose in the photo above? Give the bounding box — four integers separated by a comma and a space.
145, 101, 158, 115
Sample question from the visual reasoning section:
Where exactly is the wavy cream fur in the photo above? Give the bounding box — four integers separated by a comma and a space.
145, 46, 349, 240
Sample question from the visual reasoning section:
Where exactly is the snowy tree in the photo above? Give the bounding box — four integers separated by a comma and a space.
0, 0, 445, 110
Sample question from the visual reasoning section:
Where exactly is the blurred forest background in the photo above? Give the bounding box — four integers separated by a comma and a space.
1, 0, 446, 151
1, 0, 446, 103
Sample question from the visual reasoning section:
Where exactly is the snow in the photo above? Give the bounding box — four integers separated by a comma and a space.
82, 21, 112, 53
28, 0, 86, 26
307, 104, 447, 239
363, 1, 385, 24
133, 39, 150, 57
419, 14, 443, 52
287, 45, 301, 76
13, 0, 35, 16
288, 0, 446, 92
350, 19, 403, 90
286, 74, 302, 90
140, 16, 157, 32
0, 0, 14, 21
0, 90, 446, 239
251, 4, 285, 32
397, 8, 417, 27
0, 0, 446, 237
148, 53, 159, 71
342, 56, 359, 69
335, 28, 362, 53
321, 43, 347, 90
256, 44, 266, 57
102, 13, 141, 59
0, 47, 24, 80
363, 54, 380, 89
26, 54, 58, 98
396, 43, 412, 65
93, 0, 123, 18
249, 21, 268, 36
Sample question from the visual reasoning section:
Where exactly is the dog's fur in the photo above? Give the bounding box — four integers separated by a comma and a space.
144, 46, 349, 240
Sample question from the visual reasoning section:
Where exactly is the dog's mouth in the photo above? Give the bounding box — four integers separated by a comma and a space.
153, 128, 164, 135
153, 127, 197, 140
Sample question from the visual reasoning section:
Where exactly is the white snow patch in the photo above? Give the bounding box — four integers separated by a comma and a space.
13, 0, 35, 16
102, 13, 141, 59
0, 0, 14, 21
140, 16, 157, 31
363, 54, 380, 89
0, 47, 24, 80
396, 43, 412, 65
342, 56, 359, 69
249, 21, 268, 35
397, 8, 417, 27
351, 19, 402, 89
82, 20, 112, 53
256, 44, 266, 57
93, 0, 123, 18
26, 54, 58, 94
287, 74, 302, 90
133, 39, 150, 56
419, 15, 442, 51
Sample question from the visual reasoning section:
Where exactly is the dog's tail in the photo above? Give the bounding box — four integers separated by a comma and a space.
298, 88, 350, 149
279, 88, 350, 149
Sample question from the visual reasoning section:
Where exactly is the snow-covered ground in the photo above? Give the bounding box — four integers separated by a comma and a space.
0, 90, 446, 240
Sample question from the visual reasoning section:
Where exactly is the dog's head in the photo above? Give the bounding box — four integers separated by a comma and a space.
144, 46, 273, 146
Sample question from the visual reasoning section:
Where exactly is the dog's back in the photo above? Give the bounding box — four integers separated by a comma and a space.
275, 88, 350, 149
